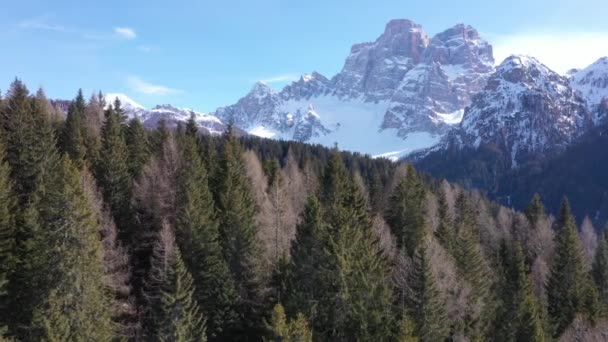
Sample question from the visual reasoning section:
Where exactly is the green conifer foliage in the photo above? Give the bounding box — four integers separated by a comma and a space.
0, 80, 57, 204
29, 157, 113, 341
525, 193, 546, 227
61, 89, 87, 168
0, 144, 15, 336
592, 234, 608, 309
312, 153, 394, 341
266, 304, 313, 342
385, 165, 426, 256
435, 189, 455, 253
494, 242, 546, 342
176, 135, 238, 341
97, 102, 133, 244
126, 117, 151, 179
407, 246, 448, 342
156, 248, 207, 342
396, 315, 419, 342
547, 198, 596, 337
216, 129, 265, 339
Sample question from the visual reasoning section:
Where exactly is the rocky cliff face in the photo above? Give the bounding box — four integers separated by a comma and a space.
383, 24, 494, 137
330, 19, 428, 101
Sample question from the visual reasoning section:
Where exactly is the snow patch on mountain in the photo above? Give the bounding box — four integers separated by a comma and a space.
570, 56, 608, 123
104, 93, 145, 110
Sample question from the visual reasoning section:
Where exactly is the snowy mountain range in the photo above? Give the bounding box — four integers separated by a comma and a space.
103, 19, 608, 163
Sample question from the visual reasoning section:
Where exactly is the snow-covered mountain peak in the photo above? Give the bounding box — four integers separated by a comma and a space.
250, 81, 276, 97
104, 93, 145, 110
570, 56, 608, 108
451, 54, 591, 167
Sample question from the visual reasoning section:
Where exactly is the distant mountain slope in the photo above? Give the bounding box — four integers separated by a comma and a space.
103, 94, 226, 134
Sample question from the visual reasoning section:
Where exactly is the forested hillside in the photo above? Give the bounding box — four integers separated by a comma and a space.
2, 79, 608, 341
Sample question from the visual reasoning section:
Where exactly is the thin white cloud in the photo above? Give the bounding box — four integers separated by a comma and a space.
138, 45, 159, 53
491, 31, 608, 73
114, 27, 137, 40
17, 14, 71, 33
259, 74, 299, 84
17, 15, 139, 43
127, 76, 180, 96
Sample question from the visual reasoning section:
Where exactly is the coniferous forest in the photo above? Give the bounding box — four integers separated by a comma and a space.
2, 79, 608, 341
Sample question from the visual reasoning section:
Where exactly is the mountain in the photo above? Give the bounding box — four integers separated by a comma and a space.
104, 94, 226, 134
570, 57, 608, 124
413, 55, 608, 221
214, 19, 495, 160
437, 55, 592, 167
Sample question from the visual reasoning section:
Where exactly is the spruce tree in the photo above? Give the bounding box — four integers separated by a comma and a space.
156, 248, 207, 342
97, 101, 133, 244
311, 153, 394, 341
494, 242, 545, 342
0, 80, 57, 203
216, 129, 265, 340
525, 193, 546, 227
396, 316, 419, 342
1, 82, 59, 337
126, 117, 151, 179
186, 113, 198, 137
407, 246, 448, 342
285, 196, 329, 322
593, 234, 608, 309
61, 89, 87, 168
385, 165, 426, 257
28, 156, 113, 341
0, 144, 15, 336
435, 188, 455, 254
453, 193, 491, 340
547, 198, 596, 337
176, 135, 238, 341
145, 226, 207, 342
266, 304, 313, 342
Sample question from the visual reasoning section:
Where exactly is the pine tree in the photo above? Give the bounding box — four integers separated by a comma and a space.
216, 129, 265, 340
547, 198, 596, 337
28, 156, 113, 341
407, 245, 448, 342
97, 101, 133, 244
593, 234, 608, 309
60, 89, 87, 168
385, 165, 426, 257
176, 135, 238, 341
126, 117, 151, 179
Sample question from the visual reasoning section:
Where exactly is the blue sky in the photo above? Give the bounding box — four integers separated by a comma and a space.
1, 0, 607, 112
